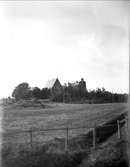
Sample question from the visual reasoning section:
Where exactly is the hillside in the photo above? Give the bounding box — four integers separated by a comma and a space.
1, 102, 128, 145
1, 102, 128, 167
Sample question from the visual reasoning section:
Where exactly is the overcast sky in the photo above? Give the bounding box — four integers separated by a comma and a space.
0, 1, 129, 98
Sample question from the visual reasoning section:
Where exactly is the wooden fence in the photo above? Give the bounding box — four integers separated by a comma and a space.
2, 115, 128, 152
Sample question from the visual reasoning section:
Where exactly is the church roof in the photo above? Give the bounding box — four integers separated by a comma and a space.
45, 78, 57, 89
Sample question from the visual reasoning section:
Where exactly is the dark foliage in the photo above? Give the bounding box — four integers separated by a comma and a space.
12, 83, 51, 101
95, 113, 126, 144
12, 82, 31, 100
31, 87, 42, 99
63, 82, 87, 102
87, 88, 128, 104
41, 88, 51, 99
12, 82, 128, 103
90, 159, 128, 167
31, 87, 50, 99
52, 93, 63, 102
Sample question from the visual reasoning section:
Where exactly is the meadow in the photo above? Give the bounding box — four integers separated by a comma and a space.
1, 102, 128, 167
2, 102, 128, 146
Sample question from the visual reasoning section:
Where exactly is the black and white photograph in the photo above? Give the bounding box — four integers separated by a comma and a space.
0, 1, 129, 167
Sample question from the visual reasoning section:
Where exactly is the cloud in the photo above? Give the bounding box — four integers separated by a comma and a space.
97, 25, 128, 46
0, 1, 129, 97
4, 1, 129, 46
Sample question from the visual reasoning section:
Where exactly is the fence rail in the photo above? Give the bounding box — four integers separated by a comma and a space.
2, 115, 128, 152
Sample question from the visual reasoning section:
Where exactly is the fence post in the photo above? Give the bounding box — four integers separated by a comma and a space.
65, 127, 69, 152
29, 128, 33, 149
125, 116, 128, 140
93, 125, 96, 150
117, 120, 121, 139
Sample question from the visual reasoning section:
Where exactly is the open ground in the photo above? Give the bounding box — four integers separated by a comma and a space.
1, 102, 129, 167
2, 102, 128, 145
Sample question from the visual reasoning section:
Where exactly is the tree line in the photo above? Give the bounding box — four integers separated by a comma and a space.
12, 83, 51, 100
11, 82, 128, 103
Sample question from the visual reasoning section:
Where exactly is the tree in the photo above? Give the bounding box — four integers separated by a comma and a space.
12, 82, 31, 100
31, 87, 41, 99
41, 88, 50, 99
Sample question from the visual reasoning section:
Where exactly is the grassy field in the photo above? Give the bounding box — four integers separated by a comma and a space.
1, 102, 128, 146
1, 102, 129, 167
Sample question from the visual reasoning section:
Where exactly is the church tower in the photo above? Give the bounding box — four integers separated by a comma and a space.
79, 78, 87, 96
